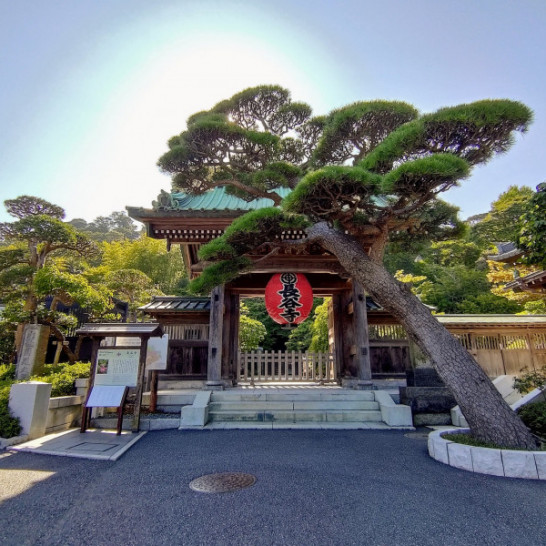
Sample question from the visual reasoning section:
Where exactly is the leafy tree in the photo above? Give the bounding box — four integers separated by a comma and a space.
470, 185, 534, 246
308, 299, 330, 352
69, 211, 141, 242
0, 196, 109, 362
100, 236, 187, 295
242, 298, 290, 350
286, 297, 325, 351
411, 264, 521, 314
517, 182, 546, 268
285, 320, 313, 351
422, 240, 482, 268
105, 269, 162, 321
239, 303, 267, 350
487, 260, 545, 313
158, 85, 537, 448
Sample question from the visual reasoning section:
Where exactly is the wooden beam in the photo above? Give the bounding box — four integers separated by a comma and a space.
227, 273, 351, 296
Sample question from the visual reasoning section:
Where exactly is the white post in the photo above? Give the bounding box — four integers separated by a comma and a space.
9, 382, 52, 439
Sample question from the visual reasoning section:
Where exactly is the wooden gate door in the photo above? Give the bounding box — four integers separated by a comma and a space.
168, 341, 208, 377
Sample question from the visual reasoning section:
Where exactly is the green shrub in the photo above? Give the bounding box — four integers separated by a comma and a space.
513, 366, 546, 395
517, 401, 546, 439
0, 363, 16, 382
30, 361, 91, 397
0, 361, 91, 438
0, 382, 21, 439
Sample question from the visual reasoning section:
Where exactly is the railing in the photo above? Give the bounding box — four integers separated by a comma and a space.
238, 351, 336, 383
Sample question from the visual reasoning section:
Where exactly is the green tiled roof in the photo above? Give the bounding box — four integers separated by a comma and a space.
169, 186, 389, 211
171, 187, 292, 211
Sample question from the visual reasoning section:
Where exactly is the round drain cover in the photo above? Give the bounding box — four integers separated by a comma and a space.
405, 432, 430, 440
189, 472, 256, 493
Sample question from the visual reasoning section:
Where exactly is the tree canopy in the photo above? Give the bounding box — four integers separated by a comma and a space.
158, 85, 537, 449
0, 196, 109, 362
68, 211, 140, 242
470, 185, 534, 246
517, 182, 546, 267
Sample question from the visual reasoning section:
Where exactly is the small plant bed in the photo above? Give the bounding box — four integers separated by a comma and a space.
441, 432, 545, 451
429, 428, 546, 480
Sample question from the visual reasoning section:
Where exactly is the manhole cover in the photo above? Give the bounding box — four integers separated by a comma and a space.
189, 472, 256, 493
404, 432, 430, 440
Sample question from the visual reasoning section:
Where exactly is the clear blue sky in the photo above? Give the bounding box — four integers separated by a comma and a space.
1, 0, 545, 222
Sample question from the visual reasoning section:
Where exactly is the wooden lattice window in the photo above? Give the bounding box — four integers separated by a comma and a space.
368, 324, 407, 341
532, 333, 546, 350
500, 335, 528, 350
473, 335, 500, 351
453, 333, 472, 350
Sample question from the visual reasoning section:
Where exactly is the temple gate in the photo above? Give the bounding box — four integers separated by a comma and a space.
129, 187, 405, 387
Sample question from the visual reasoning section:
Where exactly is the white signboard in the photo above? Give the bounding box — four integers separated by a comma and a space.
94, 349, 140, 386
100, 337, 141, 348
146, 335, 169, 371
86, 385, 127, 408
115, 337, 142, 347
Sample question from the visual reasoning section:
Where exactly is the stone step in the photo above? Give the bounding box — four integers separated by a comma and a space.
208, 409, 383, 423
210, 391, 376, 402
208, 400, 380, 411
158, 380, 206, 390
142, 392, 196, 408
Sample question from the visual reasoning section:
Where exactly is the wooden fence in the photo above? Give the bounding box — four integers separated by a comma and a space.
452, 331, 546, 377
239, 351, 336, 383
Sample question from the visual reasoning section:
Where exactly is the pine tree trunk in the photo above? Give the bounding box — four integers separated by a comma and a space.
308, 222, 537, 449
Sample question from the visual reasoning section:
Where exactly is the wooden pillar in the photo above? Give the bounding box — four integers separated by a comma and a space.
207, 285, 225, 387
340, 289, 356, 377
132, 335, 150, 432
331, 294, 345, 382
149, 370, 159, 413
527, 330, 538, 372
80, 336, 102, 433
228, 294, 240, 383
221, 288, 232, 380
352, 280, 372, 381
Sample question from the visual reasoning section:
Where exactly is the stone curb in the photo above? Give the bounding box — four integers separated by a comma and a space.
428, 428, 546, 480
91, 417, 181, 431
0, 434, 29, 450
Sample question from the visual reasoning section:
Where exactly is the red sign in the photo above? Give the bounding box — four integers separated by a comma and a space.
265, 273, 313, 325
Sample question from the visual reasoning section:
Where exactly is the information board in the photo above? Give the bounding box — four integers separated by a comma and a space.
94, 349, 139, 386
86, 385, 127, 408
146, 335, 169, 371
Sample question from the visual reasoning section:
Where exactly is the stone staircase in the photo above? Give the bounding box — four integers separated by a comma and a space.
178, 388, 414, 429
207, 390, 382, 425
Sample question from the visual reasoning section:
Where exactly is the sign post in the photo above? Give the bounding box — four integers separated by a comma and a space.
76, 323, 164, 434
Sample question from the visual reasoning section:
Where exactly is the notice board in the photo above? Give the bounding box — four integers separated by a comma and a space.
94, 349, 139, 387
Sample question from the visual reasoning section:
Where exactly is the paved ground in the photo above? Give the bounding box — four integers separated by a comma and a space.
1, 429, 545, 546
10, 429, 147, 461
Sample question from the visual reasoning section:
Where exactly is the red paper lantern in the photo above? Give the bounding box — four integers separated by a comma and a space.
265, 273, 313, 325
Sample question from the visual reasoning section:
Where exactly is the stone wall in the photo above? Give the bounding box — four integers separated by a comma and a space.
46, 395, 84, 434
